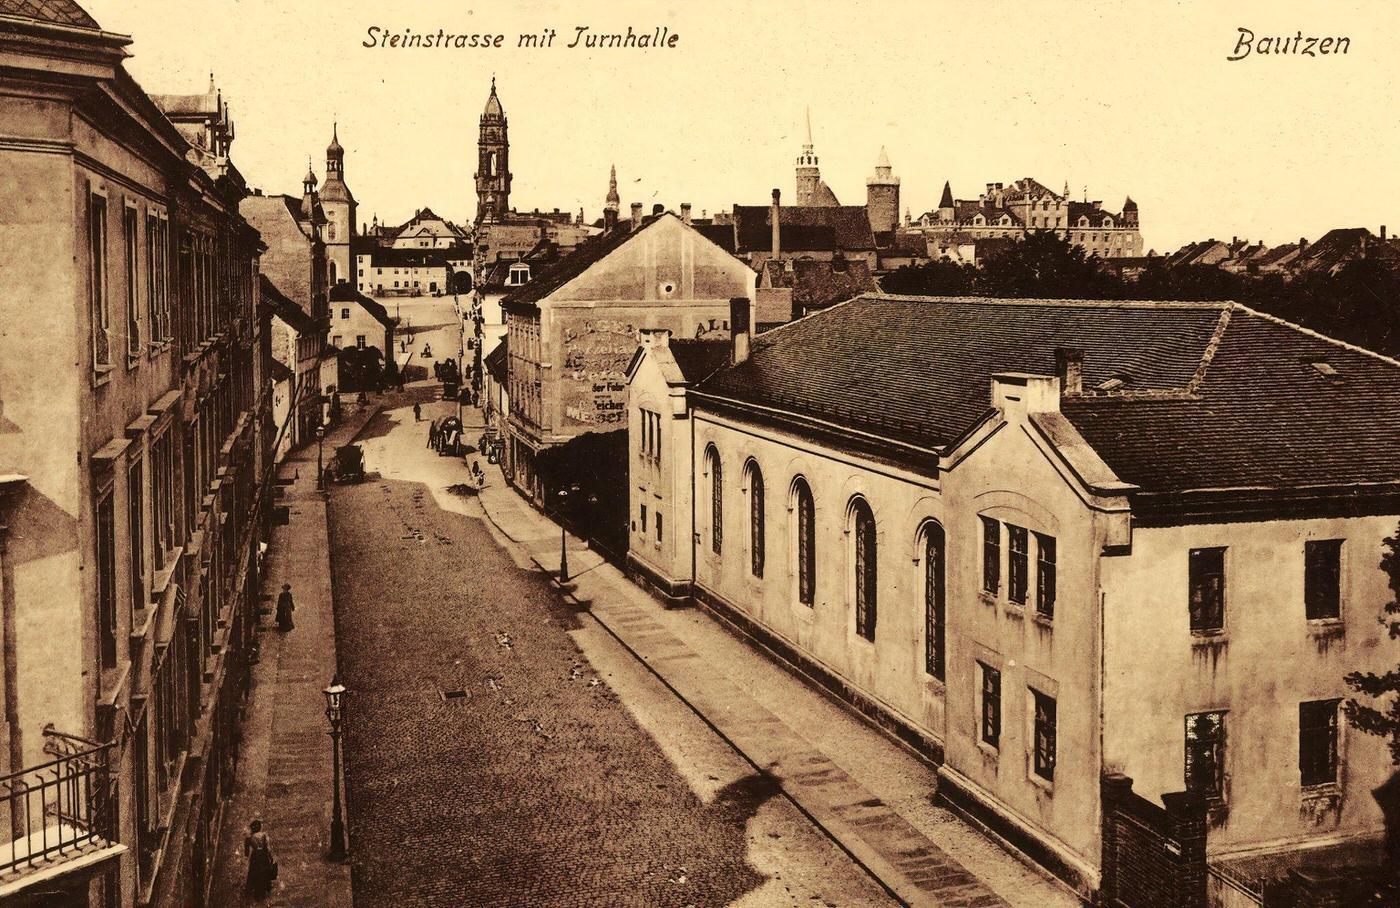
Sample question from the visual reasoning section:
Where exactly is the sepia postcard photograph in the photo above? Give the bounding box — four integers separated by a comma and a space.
0, 0, 1398, 906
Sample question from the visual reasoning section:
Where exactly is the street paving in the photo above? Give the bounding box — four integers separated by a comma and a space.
327, 402, 895, 906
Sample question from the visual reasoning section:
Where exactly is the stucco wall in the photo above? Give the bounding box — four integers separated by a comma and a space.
1102, 515, 1397, 855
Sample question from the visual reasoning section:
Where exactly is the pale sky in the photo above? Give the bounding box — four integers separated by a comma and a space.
82, 0, 1400, 252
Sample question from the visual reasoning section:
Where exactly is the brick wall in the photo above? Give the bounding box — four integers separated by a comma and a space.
1101, 772, 1207, 908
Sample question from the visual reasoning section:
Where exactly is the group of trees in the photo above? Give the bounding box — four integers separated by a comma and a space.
881, 231, 1400, 357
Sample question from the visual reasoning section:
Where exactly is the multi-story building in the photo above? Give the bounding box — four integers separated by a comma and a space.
241, 172, 330, 446
908, 178, 1144, 259
628, 293, 1400, 905
0, 4, 273, 905
500, 210, 754, 502
261, 276, 321, 463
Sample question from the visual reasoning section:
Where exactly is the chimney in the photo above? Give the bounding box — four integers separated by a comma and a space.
1383, 225, 1388, 241
652, 203, 664, 218
771, 188, 781, 260
680, 202, 692, 225
1299, 236, 1308, 254
640, 327, 672, 351
730, 297, 752, 364
604, 206, 617, 234
630, 202, 643, 231
1054, 347, 1084, 394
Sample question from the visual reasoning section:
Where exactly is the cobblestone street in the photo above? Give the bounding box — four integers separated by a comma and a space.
327, 400, 898, 907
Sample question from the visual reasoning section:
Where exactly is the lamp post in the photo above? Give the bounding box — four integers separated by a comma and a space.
323, 675, 348, 861
315, 424, 326, 490
556, 486, 571, 583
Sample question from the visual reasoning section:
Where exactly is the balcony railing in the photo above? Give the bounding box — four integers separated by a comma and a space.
0, 728, 117, 879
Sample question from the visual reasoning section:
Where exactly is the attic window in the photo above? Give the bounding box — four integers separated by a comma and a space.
1309, 361, 1339, 378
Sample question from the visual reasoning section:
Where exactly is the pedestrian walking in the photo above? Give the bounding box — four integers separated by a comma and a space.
276, 584, 295, 632
413, 402, 422, 422
244, 819, 277, 899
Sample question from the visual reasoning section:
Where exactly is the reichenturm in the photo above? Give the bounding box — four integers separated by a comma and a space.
1227, 28, 1350, 60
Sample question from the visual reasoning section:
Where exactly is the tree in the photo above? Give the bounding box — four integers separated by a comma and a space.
975, 230, 1119, 299
881, 259, 975, 296
1345, 522, 1400, 765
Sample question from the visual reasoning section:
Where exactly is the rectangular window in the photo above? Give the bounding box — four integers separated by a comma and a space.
640, 503, 647, 534
1304, 540, 1343, 621
89, 192, 110, 367
1185, 711, 1226, 801
1299, 700, 1340, 787
124, 205, 140, 360
356, 335, 366, 349
128, 458, 144, 618
981, 516, 1000, 594
1035, 533, 1056, 619
980, 662, 1001, 749
96, 487, 117, 669
1007, 525, 1029, 605
1033, 690, 1057, 781
656, 512, 663, 544
1189, 547, 1226, 634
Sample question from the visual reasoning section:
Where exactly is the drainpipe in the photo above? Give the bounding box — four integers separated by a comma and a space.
689, 392, 697, 601
0, 516, 17, 786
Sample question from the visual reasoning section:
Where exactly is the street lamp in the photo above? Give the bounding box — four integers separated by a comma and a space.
323, 675, 348, 861
556, 486, 571, 582
315, 424, 326, 490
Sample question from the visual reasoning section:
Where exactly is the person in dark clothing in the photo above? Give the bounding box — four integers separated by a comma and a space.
244, 819, 276, 898
413, 402, 422, 422
276, 584, 295, 632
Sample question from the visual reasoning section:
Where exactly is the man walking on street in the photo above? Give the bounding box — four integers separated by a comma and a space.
413, 402, 422, 422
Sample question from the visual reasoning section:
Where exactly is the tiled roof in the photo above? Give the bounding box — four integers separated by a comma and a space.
260, 275, 316, 333
0, 0, 99, 28
329, 282, 394, 327
1295, 227, 1400, 273
954, 201, 1021, 226
359, 246, 466, 268
692, 223, 736, 253
695, 294, 1400, 498
1068, 201, 1117, 227
788, 259, 879, 309
500, 222, 642, 306
484, 339, 508, 382
149, 92, 217, 116
733, 205, 875, 253
669, 339, 732, 383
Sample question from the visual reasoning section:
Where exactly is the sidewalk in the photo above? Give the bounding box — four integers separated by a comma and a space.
208, 396, 398, 908
474, 461, 1079, 908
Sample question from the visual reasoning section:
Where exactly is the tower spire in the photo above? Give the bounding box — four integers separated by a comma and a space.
804, 106, 813, 149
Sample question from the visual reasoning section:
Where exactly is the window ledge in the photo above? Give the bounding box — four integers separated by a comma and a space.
1301, 782, 1341, 798
977, 740, 1000, 762
1003, 602, 1026, 620
1306, 619, 1344, 638
1028, 771, 1055, 794
1190, 630, 1229, 646
979, 591, 998, 607
923, 674, 946, 695
92, 365, 114, 387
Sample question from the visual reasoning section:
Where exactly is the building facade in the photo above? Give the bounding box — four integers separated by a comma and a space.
627, 293, 1400, 904
907, 178, 1144, 259
500, 212, 754, 502
0, 5, 273, 905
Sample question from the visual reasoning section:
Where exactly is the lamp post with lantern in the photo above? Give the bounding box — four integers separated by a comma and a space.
323, 676, 348, 861
315, 423, 327, 490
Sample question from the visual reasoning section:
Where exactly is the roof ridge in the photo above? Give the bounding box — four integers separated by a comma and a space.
1184, 307, 1233, 394
869, 294, 1232, 310
1231, 302, 1400, 370
751, 291, 875, 341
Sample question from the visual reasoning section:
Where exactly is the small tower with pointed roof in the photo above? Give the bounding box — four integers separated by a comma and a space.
603, 164, 621, 233
865, 145, 900, 234
795, 107, 821, 206
1122, 195, 1139, 228
937, 181, 955, 223
320, 123, 357, 286
301, 160, 318, 221
475, 77, 511, 224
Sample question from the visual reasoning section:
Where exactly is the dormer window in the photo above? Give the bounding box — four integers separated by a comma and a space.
1308, 361, 1340, 378
507, 263, 530, 286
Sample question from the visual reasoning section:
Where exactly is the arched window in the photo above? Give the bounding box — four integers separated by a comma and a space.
747, 460, 764, 578
852, 498, 877, 641
794, 478, 815, 606
329, 261, 338, 285
706, 445, 722, 555
923, 523, 946, 680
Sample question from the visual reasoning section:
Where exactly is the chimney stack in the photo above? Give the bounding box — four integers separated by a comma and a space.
1054, 347, 1084, 394
1383, 225, 1388, 241
680, 202, 692, 225
1299, 236, 1308, 255
771, 188, 782, 261
730, 297, 752, 365
630, 202, 643, 231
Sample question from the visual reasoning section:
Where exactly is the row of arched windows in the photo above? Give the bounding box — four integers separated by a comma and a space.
705, 445, 946, 678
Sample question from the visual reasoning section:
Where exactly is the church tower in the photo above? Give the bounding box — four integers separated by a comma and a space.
603, 164, 620, 233
795, 107, 820, 206
319, 123, 357, 287
865, 146, 900, 234
475, 78, 511, 224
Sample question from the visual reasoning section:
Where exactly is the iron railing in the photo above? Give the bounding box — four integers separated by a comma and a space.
0, 727, 116, 877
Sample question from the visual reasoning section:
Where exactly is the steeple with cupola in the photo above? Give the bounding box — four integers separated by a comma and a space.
475, 77, 511, 224
319, 123, 357, 286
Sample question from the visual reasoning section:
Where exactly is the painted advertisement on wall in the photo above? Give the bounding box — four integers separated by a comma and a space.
558, 308, 731, 429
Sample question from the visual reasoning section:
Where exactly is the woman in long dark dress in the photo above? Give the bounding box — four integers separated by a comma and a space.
244, 819, 275, 899
276, 584, 295, 632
